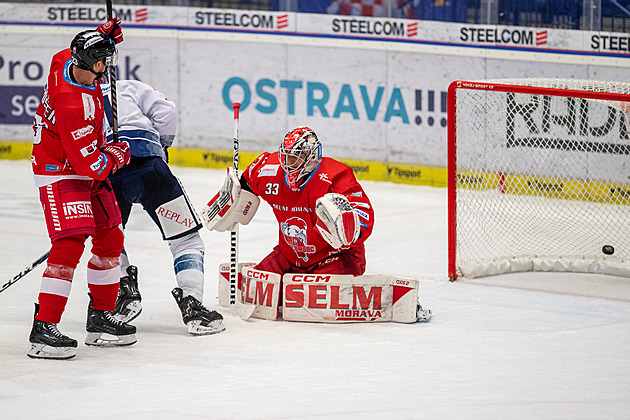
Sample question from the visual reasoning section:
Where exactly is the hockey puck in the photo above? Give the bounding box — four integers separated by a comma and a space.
602, 245, 615, 255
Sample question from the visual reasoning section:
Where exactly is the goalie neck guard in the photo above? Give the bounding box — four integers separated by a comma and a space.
279, 126, 322, 190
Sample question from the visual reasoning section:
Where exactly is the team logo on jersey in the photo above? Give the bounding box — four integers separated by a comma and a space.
281, 217, 316, 262
82, 93, 96, 120
72, 125, 95, 141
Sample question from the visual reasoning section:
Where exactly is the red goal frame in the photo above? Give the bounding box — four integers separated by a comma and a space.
447, 80, 630, 281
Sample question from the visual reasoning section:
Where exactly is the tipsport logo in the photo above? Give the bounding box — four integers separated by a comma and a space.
222, 76, 447, 128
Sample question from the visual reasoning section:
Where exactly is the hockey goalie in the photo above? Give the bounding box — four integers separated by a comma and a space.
202, 126, 431, 323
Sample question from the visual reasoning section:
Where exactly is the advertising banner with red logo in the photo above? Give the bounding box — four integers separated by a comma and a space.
0, 2, 628, 169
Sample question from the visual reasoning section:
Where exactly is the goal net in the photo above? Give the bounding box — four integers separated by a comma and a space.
447, 79, 630, 281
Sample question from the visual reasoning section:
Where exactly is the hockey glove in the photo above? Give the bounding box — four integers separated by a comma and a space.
97, 18, 124, 44
102, 141, 130, 174
201, 167, 260, 232
315, 193, 361, 249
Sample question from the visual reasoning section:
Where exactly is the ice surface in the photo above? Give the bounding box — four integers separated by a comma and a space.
1, 159, 629, 419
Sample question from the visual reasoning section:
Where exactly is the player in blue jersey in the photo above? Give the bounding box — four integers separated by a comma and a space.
102, 78, 224, 335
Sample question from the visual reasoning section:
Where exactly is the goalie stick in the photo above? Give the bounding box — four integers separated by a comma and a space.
229, 103, 256, 320
1, 252, 49, 294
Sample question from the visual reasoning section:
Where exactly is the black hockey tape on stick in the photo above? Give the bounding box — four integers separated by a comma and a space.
1, 252, 49, 294
229, 103, 241, 307
106, 0, 119, 143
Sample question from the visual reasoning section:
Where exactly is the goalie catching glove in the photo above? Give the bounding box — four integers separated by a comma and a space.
315, 193, 361, 249
201, 167, 260, 232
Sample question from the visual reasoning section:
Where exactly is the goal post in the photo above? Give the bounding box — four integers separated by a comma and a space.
447, 79, 630, 281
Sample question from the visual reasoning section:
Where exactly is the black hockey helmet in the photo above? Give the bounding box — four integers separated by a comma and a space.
70, 30, 116, 71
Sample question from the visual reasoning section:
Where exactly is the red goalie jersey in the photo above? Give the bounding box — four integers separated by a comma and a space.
31, 49, 113, 187
243, 151, 374, 269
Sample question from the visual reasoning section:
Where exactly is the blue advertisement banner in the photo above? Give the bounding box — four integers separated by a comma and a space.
0, 86, 43, 125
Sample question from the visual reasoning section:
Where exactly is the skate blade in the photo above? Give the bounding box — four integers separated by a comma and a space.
113, 301, 142, 323
188, 319, 226, 336
85, 332, 137, 347
416, 308, 433, 323
27, 343, 76, 360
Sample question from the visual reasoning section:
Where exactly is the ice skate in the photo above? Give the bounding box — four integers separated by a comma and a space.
112, 265, 142, 323
85, 294, 137, 347
172, 287, 226, 335
27, 303, 77, 360
416, 303, 432, 322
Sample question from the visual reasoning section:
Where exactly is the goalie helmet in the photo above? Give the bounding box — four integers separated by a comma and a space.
279, 126, 322, 189
70, 30, 117, 71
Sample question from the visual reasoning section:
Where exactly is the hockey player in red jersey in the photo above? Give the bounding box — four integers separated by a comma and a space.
203, 127, 432, 323
204, 126, 374, 276
28, 23, 135, 360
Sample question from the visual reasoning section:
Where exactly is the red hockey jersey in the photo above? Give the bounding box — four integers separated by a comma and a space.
243, 152, 374, 268
31, 49, 113, 187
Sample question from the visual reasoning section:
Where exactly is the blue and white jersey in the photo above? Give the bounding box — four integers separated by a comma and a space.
102, 79, 176, 161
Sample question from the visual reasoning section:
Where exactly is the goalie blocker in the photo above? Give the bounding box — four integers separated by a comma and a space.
201, 167, 260, 232
218, 264, 431, 323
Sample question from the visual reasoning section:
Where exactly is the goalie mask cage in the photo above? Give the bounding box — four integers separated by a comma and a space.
447, 79, 630, 281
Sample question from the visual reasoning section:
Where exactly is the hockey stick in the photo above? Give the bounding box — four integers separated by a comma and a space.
230, 103, 256, 320
105, 0, 119, 143
229, 102, 240, 309
1, 252, 49, 294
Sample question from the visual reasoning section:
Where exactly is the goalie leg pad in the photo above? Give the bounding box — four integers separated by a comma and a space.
390, 276, 421, 323
241, 267, 282, 320
282, 274, 428, 323
218, 262, 255, 308
218, 264, 281, 320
